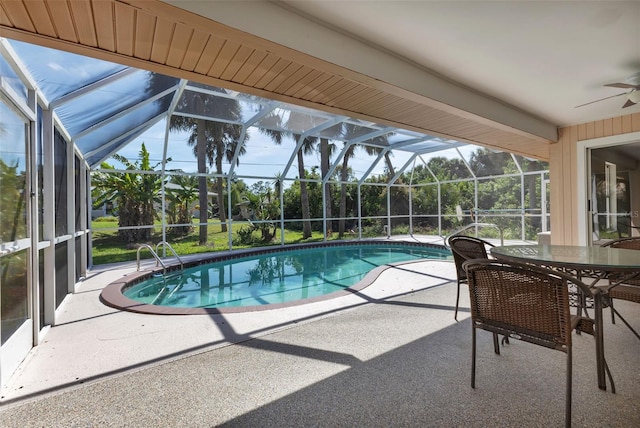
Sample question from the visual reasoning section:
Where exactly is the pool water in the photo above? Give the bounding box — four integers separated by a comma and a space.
123, 244, 450, 309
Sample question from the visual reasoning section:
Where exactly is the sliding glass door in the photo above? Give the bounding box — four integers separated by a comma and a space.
589, 146, 638, 244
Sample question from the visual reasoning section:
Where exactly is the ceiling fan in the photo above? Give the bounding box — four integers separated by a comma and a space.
575, 72, 640, 108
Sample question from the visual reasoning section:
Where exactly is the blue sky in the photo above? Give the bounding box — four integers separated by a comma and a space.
116, 119, 387, 183
113, 119, 479, 188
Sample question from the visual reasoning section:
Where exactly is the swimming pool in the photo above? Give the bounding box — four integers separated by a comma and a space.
100, 241, 451, 315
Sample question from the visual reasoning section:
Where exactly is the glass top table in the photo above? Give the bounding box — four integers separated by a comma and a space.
490, 244, 640, 273
489, 244, 640, 392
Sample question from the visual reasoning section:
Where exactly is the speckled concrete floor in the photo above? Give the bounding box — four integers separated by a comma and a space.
1, 241, 639, 427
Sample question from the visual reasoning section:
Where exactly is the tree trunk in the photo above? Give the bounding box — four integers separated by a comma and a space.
216, 141, 227, 233
196, 119, 208, 244
297, 150, 312, 238
141, 200, 153, 240
384, 152, 396, 178
118, 198, 138, 244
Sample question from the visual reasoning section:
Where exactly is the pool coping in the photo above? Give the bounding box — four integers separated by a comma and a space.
99, 240, 450, 315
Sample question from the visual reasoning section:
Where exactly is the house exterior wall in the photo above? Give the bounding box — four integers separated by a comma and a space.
550, 112, 640, 245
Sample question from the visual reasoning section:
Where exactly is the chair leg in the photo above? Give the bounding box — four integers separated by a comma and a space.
471, 327, 477, 389
611, 306, 640, 341
455, 281, 461, 321
610, 299, 616, 324
604, 357, 616, 394
492, 333, 501, 355
565, 348, 572, 428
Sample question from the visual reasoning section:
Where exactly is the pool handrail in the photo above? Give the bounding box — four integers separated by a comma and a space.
155, 241, 184, 272
136, 244, 168, 275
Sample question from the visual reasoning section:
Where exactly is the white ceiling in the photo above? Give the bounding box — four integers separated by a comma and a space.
278, 0, 640, 128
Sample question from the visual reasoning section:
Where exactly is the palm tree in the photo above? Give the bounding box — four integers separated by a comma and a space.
338, 143, 358, 237
261, 111, 322, 239
319, 138, 335, 237
211, 122, 244, 234
364, 143, 396, 178
297, 135, 319, 238
260, 130, 316, 239
272, 171, 283, 202
170, 88, 243, 243
337, 129, 393, 236
92, 143, 164, 244
165, 173, 198, 235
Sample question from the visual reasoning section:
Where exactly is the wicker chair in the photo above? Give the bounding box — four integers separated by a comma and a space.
448, 235, 495, 321
463, 259, 603, 428
600, 236, 640, 340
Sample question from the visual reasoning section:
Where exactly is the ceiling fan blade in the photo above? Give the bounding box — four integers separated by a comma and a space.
604, 83, 640, 89
622, 98, 637, 108
574, 91, 627, 108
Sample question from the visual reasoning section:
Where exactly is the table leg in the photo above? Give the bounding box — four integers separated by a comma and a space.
594, 294, 606, 390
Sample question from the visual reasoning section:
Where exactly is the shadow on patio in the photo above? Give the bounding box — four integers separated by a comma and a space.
0, 259, 639, 427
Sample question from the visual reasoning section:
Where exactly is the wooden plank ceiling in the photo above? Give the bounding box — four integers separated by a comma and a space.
0, 0, 551, 160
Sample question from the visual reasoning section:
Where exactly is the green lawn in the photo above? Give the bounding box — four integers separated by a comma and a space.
90, 218, 361, 265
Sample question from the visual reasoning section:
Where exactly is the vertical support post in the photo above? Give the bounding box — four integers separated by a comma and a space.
28, 88, 39, 343
357, 183, 362, 240
87, 172, 94, 269
521, 172, 526, 241
67, 134, 75, 293
408, 157, 416, 235
474, 178, 479, 235
437, 182, 442, 236
41, 109, 56, 326
79, 159, 88, 279
386, 184, 391, 237
227, 175, 233, 250
277, 176, 284, 246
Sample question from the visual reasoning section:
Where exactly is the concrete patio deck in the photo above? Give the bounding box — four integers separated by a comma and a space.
1, 237, 639, 427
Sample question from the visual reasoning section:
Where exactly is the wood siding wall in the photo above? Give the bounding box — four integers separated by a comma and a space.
550, 112, 640, 245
